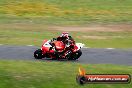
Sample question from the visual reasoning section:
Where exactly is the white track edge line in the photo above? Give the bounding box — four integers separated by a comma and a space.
27, 45, 34, 46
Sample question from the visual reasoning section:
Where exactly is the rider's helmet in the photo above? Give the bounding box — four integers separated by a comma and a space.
60, 32, 69, 38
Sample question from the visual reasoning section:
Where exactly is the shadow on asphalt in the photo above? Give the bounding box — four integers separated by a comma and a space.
34, 58, 79, 63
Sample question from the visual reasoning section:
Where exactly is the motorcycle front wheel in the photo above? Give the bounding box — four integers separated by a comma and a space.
34, 49, 43, 59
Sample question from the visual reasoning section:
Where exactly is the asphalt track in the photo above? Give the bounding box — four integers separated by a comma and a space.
0, 45, 132, 65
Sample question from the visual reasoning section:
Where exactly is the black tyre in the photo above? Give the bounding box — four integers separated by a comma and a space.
34, 49, 42, 59
72, 50, 82, 60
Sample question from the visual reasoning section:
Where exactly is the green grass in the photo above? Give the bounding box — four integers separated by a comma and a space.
0, 0, 132, 24
0, 60, 131, 88
0, 0, 132, 48
0, 24, 132, 48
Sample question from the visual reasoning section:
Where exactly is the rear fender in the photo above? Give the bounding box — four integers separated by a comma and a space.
75, 43, 85, 50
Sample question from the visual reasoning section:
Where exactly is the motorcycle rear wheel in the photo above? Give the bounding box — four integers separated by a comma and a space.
72, 50, 82, 60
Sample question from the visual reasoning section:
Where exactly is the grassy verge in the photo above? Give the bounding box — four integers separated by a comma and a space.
0, 23, 132, 48
0, 0, 132, 24
0, 60, 131, 88
0, 0, 131, 48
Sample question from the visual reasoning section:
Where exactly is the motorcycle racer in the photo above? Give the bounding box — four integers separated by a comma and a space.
49, 32, 75, 49
48, 32, 76, 59
34, 32, 83, 60
56, 32, 75, 45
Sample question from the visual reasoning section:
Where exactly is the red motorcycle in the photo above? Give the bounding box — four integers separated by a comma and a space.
34, 39, 83, 60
